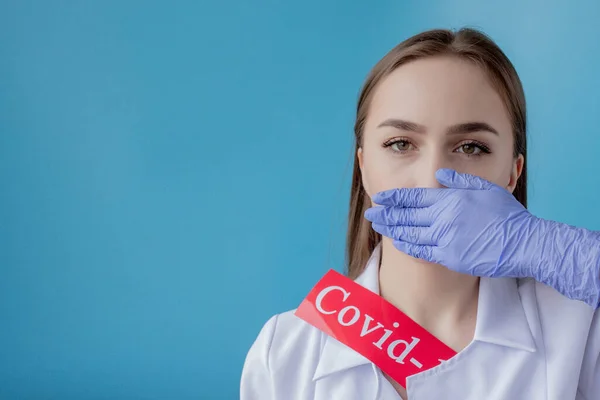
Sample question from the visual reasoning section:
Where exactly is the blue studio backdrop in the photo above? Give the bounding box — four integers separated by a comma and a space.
2, 1, 600, 399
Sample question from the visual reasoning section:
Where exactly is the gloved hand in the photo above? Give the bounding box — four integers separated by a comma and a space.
364, 168, 600, 308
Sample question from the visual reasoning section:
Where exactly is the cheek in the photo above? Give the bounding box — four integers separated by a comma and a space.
452, 154, 515, 187
361, 151, 412, 197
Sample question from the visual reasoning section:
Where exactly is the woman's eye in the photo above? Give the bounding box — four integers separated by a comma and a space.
390, 140, 412, 152
456, 142, 490, 156
458, 143, 480, 155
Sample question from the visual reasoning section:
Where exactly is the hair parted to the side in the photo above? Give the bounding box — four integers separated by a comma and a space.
345, 27, 528, 280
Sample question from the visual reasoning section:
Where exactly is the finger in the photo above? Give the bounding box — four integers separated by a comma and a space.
371, 224, 437, 245
371, 187, 446, 207
365, 206, 433, 226
435, 168, 500, 191
392, 240, 439, 263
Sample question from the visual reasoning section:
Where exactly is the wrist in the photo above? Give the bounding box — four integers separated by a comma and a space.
533, 218, 600, 307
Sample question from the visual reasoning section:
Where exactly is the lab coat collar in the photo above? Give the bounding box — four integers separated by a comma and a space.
312, 243, 536, 382
475, 276, 537, 352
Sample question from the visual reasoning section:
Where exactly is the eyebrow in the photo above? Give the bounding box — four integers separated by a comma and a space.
377, 118, 499, 136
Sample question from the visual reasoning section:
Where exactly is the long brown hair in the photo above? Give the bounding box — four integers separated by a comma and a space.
346, 28, 527, 279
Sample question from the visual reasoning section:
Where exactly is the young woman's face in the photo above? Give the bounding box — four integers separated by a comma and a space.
358, 56, 523, 202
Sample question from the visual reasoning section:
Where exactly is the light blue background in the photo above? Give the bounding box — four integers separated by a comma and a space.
2, 1, 599, 399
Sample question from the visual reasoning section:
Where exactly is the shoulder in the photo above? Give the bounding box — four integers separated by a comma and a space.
518, 277, 597, 336
518, 277, 595, 323
247, 309, 326, 369
518, 278, 600, 398
240, 309, 326, 399
578, 308, 600, 398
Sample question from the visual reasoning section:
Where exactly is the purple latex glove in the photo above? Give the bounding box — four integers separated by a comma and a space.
364, 168, 600, 308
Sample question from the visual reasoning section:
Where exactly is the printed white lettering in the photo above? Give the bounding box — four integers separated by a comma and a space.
410, 358, 423, 368
338, 305, 360, 326
314, 284, 427, 372
360, 314, 384, 337
315, 285, 350, 315
387, 336, 420, 364
373, 328, 394, 349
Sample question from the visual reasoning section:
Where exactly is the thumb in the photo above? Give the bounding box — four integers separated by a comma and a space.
435, 168, 499, 191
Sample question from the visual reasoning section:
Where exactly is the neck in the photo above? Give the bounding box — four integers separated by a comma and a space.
378, 238, 479, 332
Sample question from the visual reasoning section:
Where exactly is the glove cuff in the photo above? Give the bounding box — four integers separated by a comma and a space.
534, 218, 600, 308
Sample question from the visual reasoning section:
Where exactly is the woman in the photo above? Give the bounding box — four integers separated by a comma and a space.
240, 28, 600, 399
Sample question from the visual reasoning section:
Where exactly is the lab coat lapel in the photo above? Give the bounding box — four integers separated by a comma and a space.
474, 277, 537, 352
405, 277, 540, 399
312, 245, 382, 382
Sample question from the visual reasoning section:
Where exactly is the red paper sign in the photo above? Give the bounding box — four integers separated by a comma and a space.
294, 269, 457, 387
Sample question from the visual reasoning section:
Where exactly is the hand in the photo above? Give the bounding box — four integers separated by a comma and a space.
364, 168, 600, 307
364, 168, 538, 279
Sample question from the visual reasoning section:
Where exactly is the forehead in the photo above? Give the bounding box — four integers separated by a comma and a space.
367, 56, 511, 133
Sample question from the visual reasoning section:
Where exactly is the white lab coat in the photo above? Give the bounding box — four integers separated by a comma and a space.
240, 245, 600, 399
